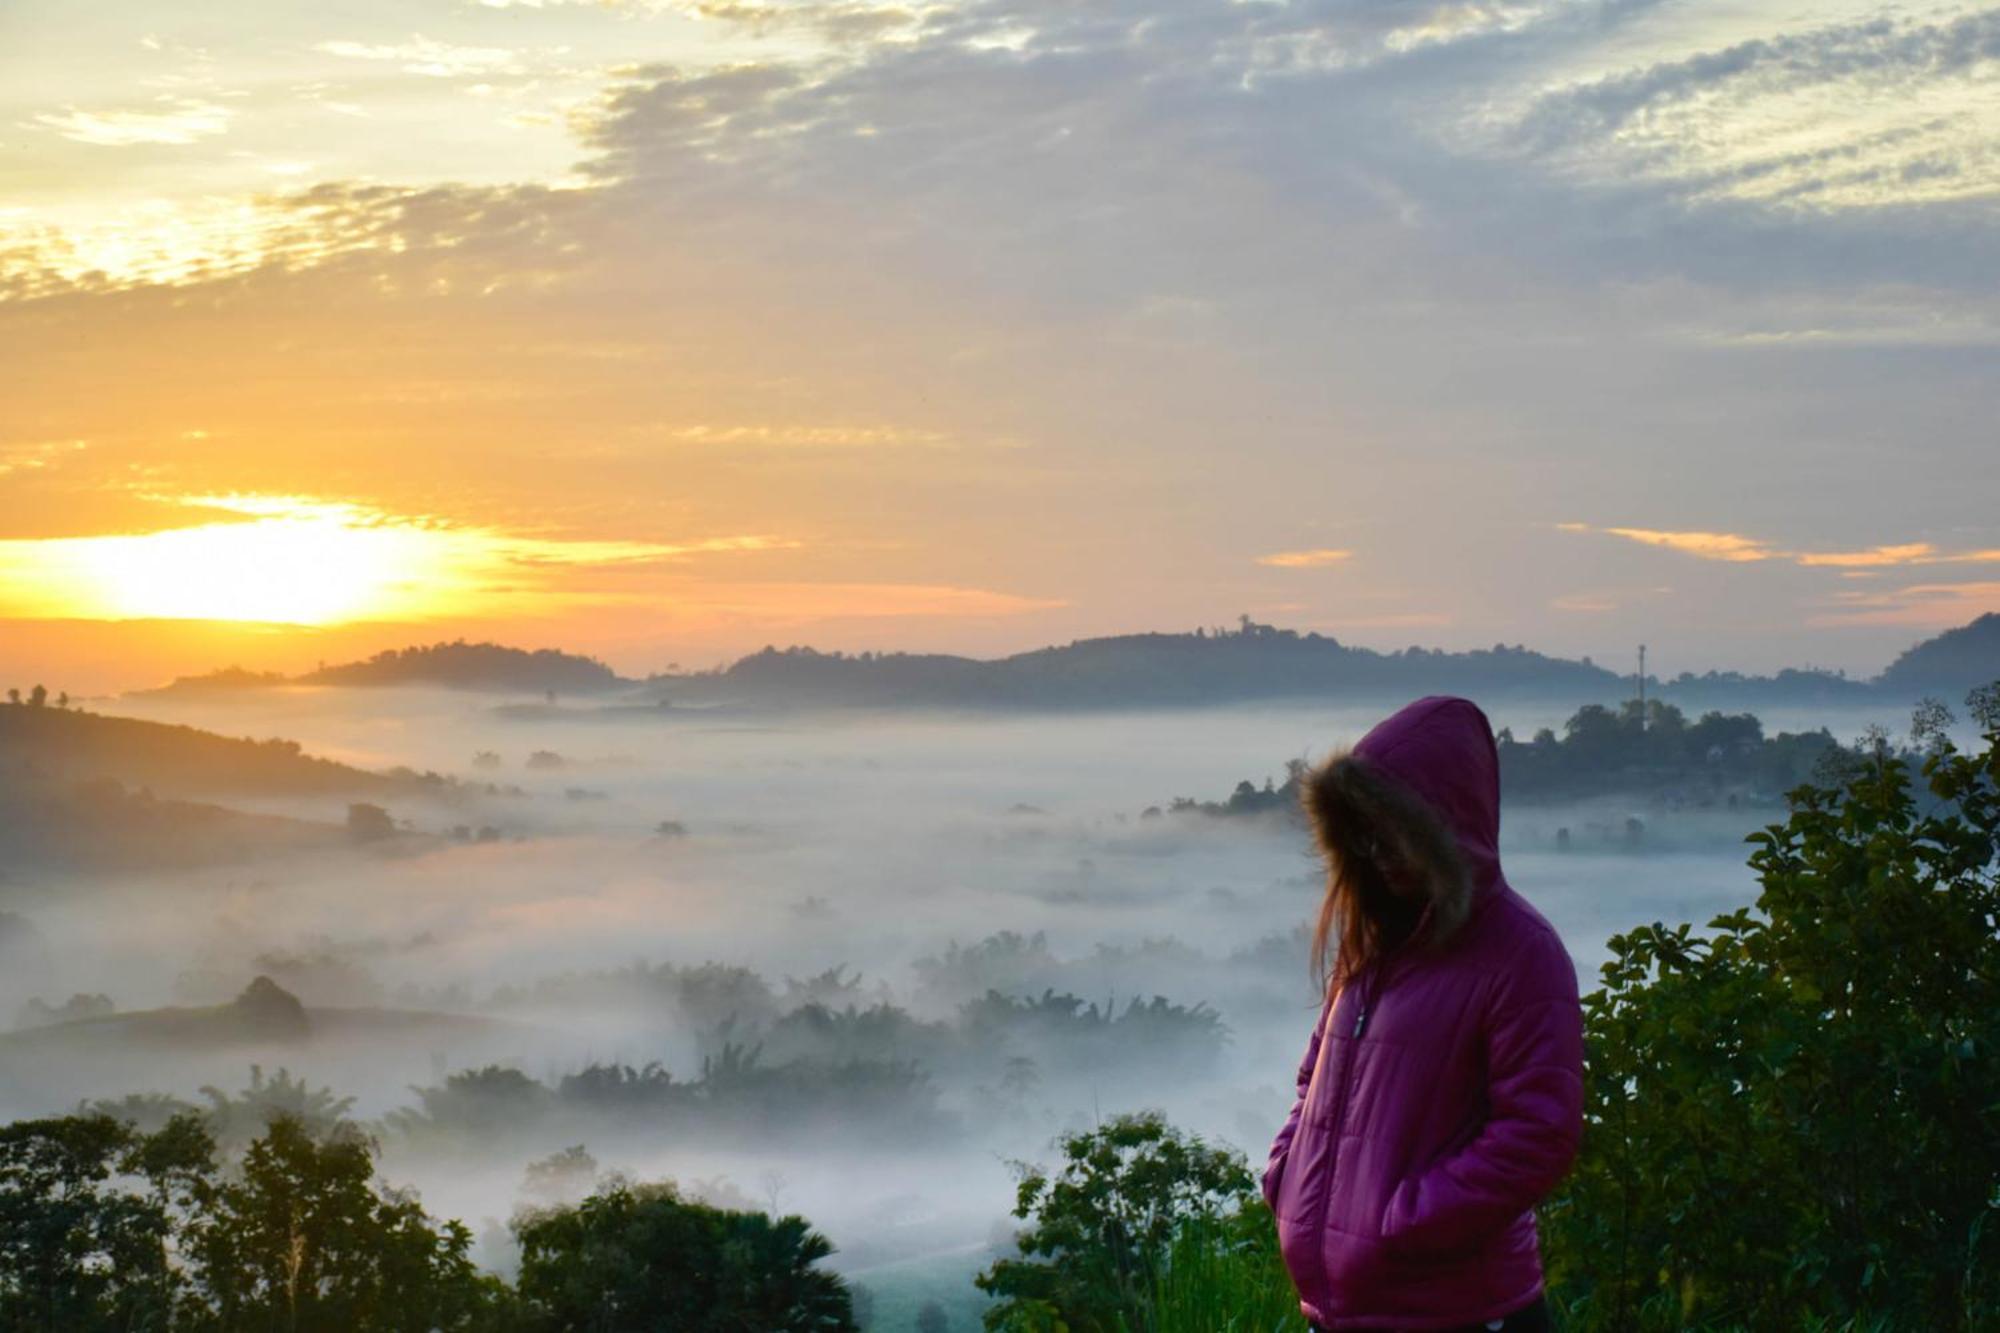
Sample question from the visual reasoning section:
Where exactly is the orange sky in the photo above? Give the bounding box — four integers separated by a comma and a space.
4, 0, 1996, 694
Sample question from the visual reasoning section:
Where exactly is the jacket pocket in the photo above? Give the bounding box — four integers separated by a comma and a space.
1375, 1113, 1484, 1250
1261, 1147, 1289, 1214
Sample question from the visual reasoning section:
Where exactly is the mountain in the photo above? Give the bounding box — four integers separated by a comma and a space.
1875, 613, 2000, 699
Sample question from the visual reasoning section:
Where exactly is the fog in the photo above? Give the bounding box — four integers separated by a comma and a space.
0, 688, 1931, 1318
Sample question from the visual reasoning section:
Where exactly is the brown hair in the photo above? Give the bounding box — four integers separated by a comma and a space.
1301, 750, 1472, 995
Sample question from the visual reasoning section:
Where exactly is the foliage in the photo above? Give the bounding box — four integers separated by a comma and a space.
347, 801, 397, 842
513, 1181, 856, 1332
958, 991, 1227, 1079
198, 1063, 356, 1149
976, 1112, 1257, 1333
3, 1105, 863, 1332
1142, 1206, 1304, 1333
0, 1113, 193, 1331
0, 1111, 506, 1331
1543, 688, 2000, 1330
1172, 701, 1853, 819
183, 1116, 506, 1331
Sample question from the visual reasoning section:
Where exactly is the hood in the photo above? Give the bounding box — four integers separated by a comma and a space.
1352, 695, 1503, 900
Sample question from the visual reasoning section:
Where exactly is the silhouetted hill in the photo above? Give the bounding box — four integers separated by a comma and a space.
137, 614, 2000, 713
0, 701, 392, 797
146, 641, 627, 696
0, 700, 452, 816
0, 776, 344, 872
645, 615, 2000, 711
0, 976, 511, 1056
299, 641, 625, 693
1876, 613, 2000, 698
653, 620, 1628, 708
143, 667, 290, 693
1656, 667, 1874, 708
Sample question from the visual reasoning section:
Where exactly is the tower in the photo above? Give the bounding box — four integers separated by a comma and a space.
1637, 643, 1647, 731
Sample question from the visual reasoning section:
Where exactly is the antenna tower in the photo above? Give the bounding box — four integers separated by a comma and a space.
1637, 643, 1647, 731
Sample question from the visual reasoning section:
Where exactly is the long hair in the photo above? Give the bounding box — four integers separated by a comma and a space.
1302, 750, 1472, 996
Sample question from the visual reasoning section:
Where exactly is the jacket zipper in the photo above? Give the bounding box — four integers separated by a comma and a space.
1302, 954, 1387, 1300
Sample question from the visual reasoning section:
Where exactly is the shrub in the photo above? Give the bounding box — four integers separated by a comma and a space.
1543, 688, 2000, 1330
976, 1112, 1257, 1333
513, 1182, 856, 1331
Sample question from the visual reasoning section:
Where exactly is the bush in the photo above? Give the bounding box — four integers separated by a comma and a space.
976, 1112, 1259, 1333
513, 1181, 856, 1332
1543, 688, 2000, 1330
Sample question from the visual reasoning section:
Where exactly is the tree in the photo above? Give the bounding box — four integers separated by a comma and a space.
27, 684, 46, 707
185, 1115, 503, 1331
513, 1182, 856, 1332
346, 802, 396, 843
1543, 688, 2000, 1330
976, 1112, 1256, 1333
917, 1299, 951, 1332
0, 1114, 183, 1331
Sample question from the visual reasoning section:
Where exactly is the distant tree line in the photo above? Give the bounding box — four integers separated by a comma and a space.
1153, 700, 1875, 820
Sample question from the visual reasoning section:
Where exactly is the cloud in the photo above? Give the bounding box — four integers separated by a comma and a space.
33, 98, 233, 146
663, 424, 953, 449
1255, 548, 1353, 569
1581, 526, 1777, 563
1565, 525, 2000, 571
683, 1, 929, 43
1794, 543, 1938, 568
316, 36, 525, 78
636, 581, 1067, 619
1806, 580, 2000, 627
2, 0, 1996, 671
1509, 9, 2000, 210
0, 440, 89, 478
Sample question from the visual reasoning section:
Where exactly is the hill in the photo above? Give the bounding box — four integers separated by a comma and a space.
1876, 612, 2000, 698
0, 976, 514, 1060
300, 641, 624, 692
646, 614, 1997, 711
0, 700, 392, 798
146, 641, 627, 696
137, 613, 2000, 713
654, 619, 1629, 708
0, 777, 345, 872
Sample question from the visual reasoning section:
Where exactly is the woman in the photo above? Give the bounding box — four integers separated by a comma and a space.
1263, 696, 1584, 1332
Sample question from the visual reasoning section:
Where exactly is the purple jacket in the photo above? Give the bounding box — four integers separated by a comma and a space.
1263, 697, 1585, 1329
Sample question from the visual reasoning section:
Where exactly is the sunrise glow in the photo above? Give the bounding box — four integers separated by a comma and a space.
0, 499, 468, 624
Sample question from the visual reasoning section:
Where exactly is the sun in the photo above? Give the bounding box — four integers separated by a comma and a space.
0, 492, 788, 627
0, 498, 461, 625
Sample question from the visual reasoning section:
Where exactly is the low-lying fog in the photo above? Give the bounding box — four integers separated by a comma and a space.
0, 689, 1928, 1318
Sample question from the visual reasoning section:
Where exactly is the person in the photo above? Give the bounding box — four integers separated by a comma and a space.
1263, 696, 1584, 1332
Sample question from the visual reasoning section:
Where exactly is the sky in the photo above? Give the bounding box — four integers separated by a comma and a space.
2, 0, 1996, 691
